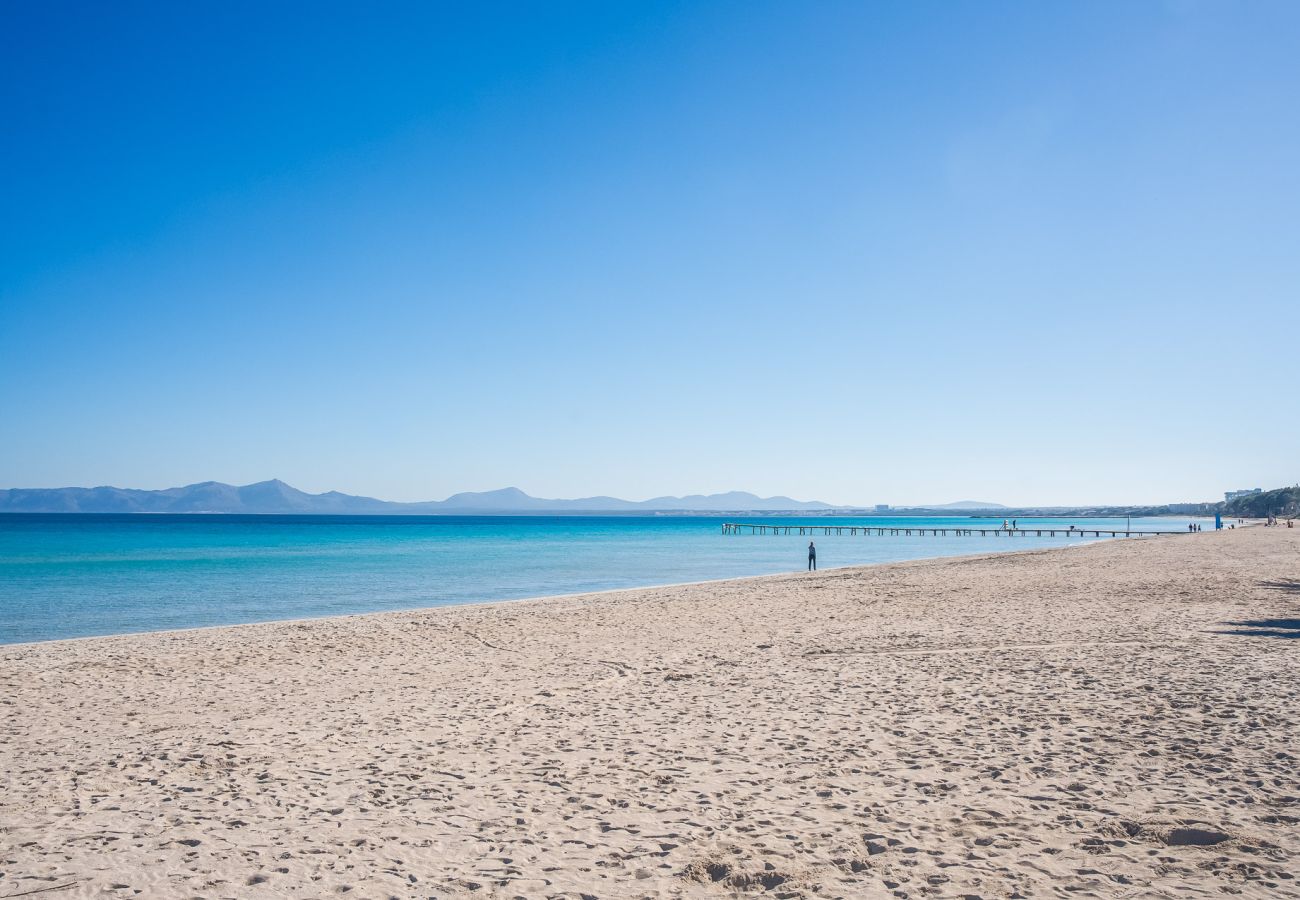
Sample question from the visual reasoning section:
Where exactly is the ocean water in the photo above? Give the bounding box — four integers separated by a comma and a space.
0, 514, 1208, 644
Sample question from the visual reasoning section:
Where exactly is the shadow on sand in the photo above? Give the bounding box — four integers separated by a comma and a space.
1212, 582, 1300, 637
1214, 618, 1300, 639
1211, 579, 1300, 637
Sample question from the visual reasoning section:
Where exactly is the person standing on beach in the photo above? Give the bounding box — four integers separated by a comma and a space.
808, 541, 817, 571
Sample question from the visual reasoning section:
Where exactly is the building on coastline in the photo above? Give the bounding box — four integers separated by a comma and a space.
1224, 488, 1263, 501
875, 504, 890, 512
1168, 502, 1214, 514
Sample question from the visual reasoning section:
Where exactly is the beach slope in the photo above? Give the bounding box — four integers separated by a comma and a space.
2, 527, 1298, 898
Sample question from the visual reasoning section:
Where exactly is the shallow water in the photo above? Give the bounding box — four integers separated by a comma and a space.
0, 513, 1207, 643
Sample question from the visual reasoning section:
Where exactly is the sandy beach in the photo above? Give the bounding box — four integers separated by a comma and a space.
2, 526, 1297, 899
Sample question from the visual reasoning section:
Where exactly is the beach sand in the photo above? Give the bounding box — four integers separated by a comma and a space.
2, 526, 1298, 899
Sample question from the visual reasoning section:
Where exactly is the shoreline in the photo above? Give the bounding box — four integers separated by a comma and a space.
1, 531, 1138, 652
3, 525, 1295, 899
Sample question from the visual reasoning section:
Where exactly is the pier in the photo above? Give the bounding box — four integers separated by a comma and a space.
721, 523, 1189, 538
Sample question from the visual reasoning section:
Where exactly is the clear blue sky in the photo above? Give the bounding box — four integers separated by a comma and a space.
2, 1, 1296, 506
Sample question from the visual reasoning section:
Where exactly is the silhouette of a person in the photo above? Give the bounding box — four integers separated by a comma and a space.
808, 541, 817, 571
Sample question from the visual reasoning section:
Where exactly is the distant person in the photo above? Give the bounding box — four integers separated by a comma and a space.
1012, 519, 1017, 530
1002, 519, 1010, 531
808, 541, 817, 571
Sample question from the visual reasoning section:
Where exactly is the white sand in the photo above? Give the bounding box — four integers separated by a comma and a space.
2, 526, 1298, 899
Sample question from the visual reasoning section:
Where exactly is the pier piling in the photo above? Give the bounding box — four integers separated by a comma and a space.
721, 523, 1184, 538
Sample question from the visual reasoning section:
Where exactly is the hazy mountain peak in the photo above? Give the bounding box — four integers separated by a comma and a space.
0, 481, 837, 514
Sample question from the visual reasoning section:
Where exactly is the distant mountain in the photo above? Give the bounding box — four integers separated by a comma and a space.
431, 487, 640, 511
0, 480, 395, 515
925, 500, 1008, 510
638, 491, 830, 511
0, 480, 836, 514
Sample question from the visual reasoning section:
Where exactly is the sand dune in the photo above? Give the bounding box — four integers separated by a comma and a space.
2, 527, 1298, 898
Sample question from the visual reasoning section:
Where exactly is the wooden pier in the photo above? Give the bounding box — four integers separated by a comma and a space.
721, 523, 1189, 538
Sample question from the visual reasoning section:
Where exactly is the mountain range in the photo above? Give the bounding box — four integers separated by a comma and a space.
0, 480, 846, 514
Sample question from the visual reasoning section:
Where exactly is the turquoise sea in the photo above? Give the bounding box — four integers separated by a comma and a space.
0, 514, 1208, 644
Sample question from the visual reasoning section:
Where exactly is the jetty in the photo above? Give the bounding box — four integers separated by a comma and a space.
721, 523, 1189, 538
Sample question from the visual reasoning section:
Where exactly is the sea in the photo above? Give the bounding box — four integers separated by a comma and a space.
0, 513, 1209, 644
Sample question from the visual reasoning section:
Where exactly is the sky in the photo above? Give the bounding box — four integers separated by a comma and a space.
2, 1, 1297, 507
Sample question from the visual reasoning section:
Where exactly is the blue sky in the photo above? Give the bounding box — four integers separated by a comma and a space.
2, 1, 1296, 506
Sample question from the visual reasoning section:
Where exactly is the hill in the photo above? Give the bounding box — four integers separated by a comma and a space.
0, 481, 836, 515
1221, 485, 1300, 519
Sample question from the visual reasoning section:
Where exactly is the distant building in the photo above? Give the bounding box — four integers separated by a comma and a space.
1168, 502, 1212, 514
1224, 488, 1263, 501
875, 504, 890, 512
